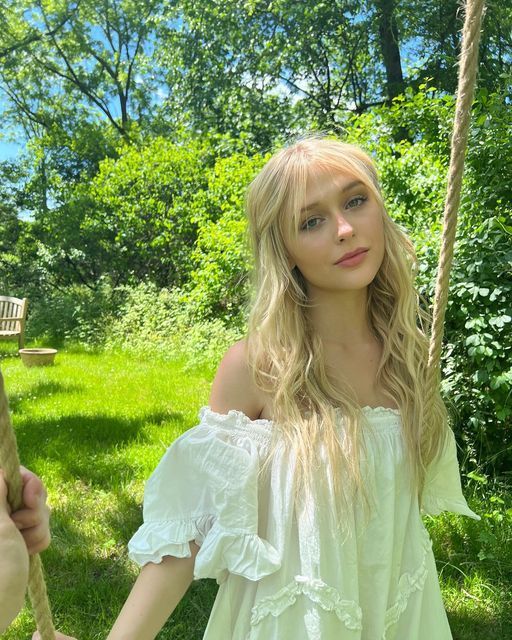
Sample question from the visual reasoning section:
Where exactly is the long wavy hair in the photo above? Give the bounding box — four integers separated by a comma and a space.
244, 135, 449, 527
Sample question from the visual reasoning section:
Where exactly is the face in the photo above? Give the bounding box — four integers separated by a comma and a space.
284, 170, 385, 298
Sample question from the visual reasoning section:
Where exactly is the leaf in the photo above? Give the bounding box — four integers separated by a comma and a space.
466, 471, 488, 485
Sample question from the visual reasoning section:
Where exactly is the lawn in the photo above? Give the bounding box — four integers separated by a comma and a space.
1, 348, 510, 639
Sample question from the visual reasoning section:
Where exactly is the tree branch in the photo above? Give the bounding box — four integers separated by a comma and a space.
0, 3, 79, 60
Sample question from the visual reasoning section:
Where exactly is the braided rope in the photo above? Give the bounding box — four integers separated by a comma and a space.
423, 0, 485, 422
0, 370, 56, 639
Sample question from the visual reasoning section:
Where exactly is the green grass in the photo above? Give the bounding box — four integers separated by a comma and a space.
425, 490, 512, 639
0, 348, 510, 639
2, 348, 215, 639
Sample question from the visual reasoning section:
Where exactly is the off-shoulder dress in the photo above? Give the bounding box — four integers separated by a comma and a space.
128, 406, 479, 640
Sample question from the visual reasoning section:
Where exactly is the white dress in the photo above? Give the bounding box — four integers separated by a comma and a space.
128, 406, 480, 640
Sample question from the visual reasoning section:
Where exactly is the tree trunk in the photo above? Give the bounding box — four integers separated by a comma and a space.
374, 0, 405, 101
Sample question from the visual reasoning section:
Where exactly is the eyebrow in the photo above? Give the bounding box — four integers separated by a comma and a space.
300, 180, 365, 214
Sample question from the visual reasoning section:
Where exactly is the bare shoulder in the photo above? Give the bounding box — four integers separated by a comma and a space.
209, 338, 265, 421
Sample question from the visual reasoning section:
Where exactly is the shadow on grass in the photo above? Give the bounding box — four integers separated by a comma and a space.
38, 484, 217, 640
41, 492, 144, 638
449, 607, 512, 640
8, 379, 85, 409
15, 410, 187, 488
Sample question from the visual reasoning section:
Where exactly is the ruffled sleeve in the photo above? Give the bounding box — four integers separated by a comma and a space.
420, 428, 480, 520
128, 408, 281, 584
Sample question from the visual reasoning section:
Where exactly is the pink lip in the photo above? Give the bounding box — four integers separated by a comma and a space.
335, 248, 369, 265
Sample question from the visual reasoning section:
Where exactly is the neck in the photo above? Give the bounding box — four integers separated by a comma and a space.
306, 287, 376, 346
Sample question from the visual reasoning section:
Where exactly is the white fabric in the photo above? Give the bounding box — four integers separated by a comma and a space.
128, 406, 480, 640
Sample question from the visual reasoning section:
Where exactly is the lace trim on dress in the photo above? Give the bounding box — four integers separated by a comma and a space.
200, 405, 401, 441
250, 575, 363, 630
247, 528, 431, 635
128, 515, 281, 584
381, 526, 432, 639
199, 406, 273, 445
360, 405, 400, 417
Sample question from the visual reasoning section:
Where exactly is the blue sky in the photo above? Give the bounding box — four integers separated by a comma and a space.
0, 91, 24, 161
0, 139, 23, 161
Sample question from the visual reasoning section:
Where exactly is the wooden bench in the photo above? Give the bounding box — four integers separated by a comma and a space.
0, 296, 28, 350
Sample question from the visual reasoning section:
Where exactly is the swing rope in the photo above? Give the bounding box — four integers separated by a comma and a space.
0, 1, 485, 637
0, 371, 56, 640
423, 0, 486, 426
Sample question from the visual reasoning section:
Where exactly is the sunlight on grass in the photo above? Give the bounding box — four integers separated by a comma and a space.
1, 348, 510, 639
425, 497, 512, 639
2, 349, 214, 640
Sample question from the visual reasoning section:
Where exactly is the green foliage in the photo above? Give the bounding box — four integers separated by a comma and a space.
89, 137, 211, 287
184, 152, 268, 323
36, 137, 212, 289
26, 280, 117, 347
2, 0, 510, 157
439, 89, 512, 473
343, 87, 512, 474
0, 161, 44, 298
1, 0, 165, 137
162, 0, 511, 140
443, 217, 511, 466
104, 283, 243, 376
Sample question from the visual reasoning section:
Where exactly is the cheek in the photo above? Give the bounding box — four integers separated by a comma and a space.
293, 237, 324, 269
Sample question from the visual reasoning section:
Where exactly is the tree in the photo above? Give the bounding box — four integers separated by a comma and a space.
160, 0, 510, 141
161, 0, 387, 137
2, 0, 510, 159
0, 0, 172, 219
34, 138, 213, 290
1, 0, 167, 138
396, 0, 511, 95
0, 161, 42, 297
0, 0, 74, 59
374, 0, 405, 101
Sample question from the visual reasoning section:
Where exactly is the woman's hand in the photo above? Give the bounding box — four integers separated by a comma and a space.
0, 471, 12, 516
10, 467, 51, 555
0, 471, 30, 633
7, 470, 75, 640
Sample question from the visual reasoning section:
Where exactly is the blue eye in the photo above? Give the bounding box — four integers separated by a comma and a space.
346, 195, 367, 209
300, 217, 322, 231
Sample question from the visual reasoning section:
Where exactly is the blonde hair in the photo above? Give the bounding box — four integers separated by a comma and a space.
245, 135, 448, 528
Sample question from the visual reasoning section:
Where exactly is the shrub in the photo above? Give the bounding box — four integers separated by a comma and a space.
26, 279, 117, 347
104, 282, 243, 375
35, 138, 214, 291
184, 152, 268, 325
347, 87, 512, 474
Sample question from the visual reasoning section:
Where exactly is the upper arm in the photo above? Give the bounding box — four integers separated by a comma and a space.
209, 339, 264, 420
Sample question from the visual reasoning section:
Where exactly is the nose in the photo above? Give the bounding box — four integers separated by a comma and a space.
336, 213, 354, 240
